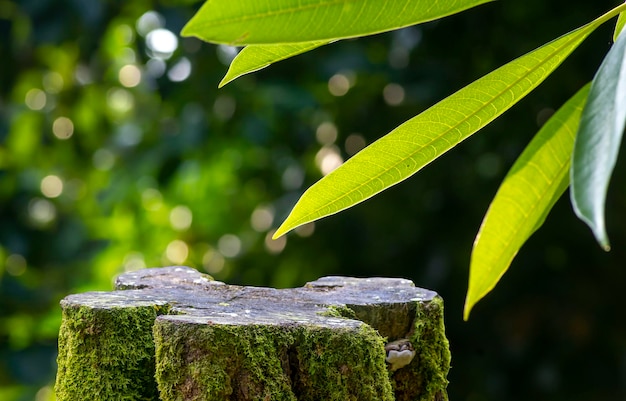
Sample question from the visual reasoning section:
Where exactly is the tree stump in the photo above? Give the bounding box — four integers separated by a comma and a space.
55, 266, 450, 400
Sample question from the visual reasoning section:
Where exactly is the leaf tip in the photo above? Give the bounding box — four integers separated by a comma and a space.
180, 22, 194, 38
600, 239, 611, 252
595, 228, 611, 252
463, 291, 479, 321
271, 229, 286, 240
217, 77, 229, 88
462, 303, 472, 322
272, 221, 294, 239
218, 70, 240, 87
590, 224, 611, 252
273, 213, 311, 239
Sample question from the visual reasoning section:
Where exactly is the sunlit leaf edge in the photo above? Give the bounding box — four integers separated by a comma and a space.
614, 10, 626, 41
219, 41, 328, 87
463, 83, 590, 320
571, 22, 626, 251
182, 0, 495, 45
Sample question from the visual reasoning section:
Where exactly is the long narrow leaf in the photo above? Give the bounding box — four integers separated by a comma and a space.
571, 28, 626, 251
274, 10, 616, 239
464, 84, 590, 320
182, 0, 493, 45
219, 41, 327, 87
614, 10, 626, 41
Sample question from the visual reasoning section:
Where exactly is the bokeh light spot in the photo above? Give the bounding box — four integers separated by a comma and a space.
28, 198, 56, 225
25, 88, 46, 110
116, 24, 134, 45
52, 116, 74, 140
383, 83, 405, 106
107, 88, 134, 113
165, 240, 188, 264
316, 122, 338, 145
141, 188, 163, 211
281, 165, 304, 190
136, 11, 164, 36
315, 146, 344, 175
216, 45, 239, 65
170, 205, 193, 231
119, 64, 142, 87
536, 107, 555, 127
6, 254, 27, 276
146, 28, 178, 59
123, 252, 146, 272
265, 230, 286, 254
328, 74, 350, 96
295, 222, 315, 237
146, 58, 166, 78
202, 249, 225, 274
43, 72, 64, 94
35, 386, 53, 401
218, 234, 241, 258
251, 206, 274, 232
40, 175, 63, 198
74, 64, 93, 85
345, 134, 366, 155
114, 123, 142, 147
168, 57, 192, 82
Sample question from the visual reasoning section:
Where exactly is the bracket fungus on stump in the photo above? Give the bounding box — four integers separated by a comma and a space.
55, 266, 450, 400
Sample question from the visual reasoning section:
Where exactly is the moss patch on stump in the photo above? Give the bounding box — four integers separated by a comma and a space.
55, 266, 450, 400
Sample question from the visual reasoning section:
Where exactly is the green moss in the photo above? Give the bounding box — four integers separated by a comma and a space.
293, 324, 394, 401
392, 296, 451, 401
155, 318, 297, 401
154, 317, 394, 401
55, 304, 162, 401
318, 304, 358, 320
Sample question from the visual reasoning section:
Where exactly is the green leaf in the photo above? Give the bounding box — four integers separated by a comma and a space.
274, 11, 614, 239
614, 10, 626, 41
219, 41, 327, 87
464, 84, 590, 321
182, 0, 494, 45
571, 25, 626, 251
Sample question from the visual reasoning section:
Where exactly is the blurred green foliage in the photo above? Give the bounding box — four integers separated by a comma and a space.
1, 0, 626, 400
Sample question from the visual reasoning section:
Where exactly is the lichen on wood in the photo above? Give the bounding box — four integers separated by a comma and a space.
55, 266, 450, 400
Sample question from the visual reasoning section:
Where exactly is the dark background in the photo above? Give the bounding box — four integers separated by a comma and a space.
1, 0, 625, 400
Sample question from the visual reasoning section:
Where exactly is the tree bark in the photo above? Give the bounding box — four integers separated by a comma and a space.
55, 266, 450, 401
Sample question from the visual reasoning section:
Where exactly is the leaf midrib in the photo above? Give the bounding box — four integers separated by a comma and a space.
290, 26, 590, 227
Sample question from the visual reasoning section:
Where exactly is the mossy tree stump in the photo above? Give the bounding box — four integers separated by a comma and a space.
55, 266, 450, 400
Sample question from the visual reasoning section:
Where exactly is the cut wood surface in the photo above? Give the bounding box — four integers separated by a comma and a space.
55, 266, 450, 401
